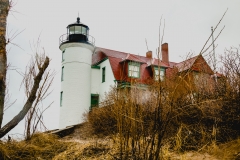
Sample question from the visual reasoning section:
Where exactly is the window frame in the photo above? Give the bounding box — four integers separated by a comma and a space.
128, 62, 140, 78
154, 67, 165, 81
62, 49, 65, 62
61, 66, 64, 81
60, 91, 63, 107
69, 26, 75, 35
102, 67, 106, 83
90, 94, 99, 109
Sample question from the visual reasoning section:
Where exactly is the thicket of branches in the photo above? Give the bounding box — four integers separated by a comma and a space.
88, 46, 240, 159
87, 10, 239, 160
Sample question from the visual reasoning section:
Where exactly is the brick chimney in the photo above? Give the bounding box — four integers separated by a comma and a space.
161, 43, 169, 64
146, 51, 152, 59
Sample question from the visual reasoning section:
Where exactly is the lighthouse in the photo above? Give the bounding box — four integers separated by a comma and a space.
59, 17, 95, 129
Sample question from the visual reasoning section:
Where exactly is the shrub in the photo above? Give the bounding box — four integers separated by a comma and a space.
88, 105, 117, 136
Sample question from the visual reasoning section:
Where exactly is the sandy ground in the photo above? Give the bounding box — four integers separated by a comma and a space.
61, 124, 222, 160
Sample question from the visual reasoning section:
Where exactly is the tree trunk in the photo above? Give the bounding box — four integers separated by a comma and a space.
0, 0, 9, 128
0, 57, 49, 138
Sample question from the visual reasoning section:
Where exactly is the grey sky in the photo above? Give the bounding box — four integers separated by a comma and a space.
3, 0, 240, 138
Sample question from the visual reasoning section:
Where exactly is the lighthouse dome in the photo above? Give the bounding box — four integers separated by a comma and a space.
59, 17, 95, 47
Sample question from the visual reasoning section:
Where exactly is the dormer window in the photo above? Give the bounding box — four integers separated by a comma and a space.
154, 67, 165, 81
128, 62, 140, 78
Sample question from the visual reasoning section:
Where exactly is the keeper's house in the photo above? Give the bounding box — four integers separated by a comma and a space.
58, 17, 216, 129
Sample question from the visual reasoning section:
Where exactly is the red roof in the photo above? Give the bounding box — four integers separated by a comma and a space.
174, 56, 198, 72
169, 62, 178, 68
108, 57, 123, 80
92, 47, 214, 83
120, 54, 146, 63
92, 47, 171, 83
150, 58, 169, 68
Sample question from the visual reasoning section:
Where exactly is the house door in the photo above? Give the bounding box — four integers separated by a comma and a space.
91, 94, 99, 109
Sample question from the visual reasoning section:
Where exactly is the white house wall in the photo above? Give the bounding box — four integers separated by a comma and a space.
98, 59, 116, 102
59, 46, 93, 129
91, 68, 100, 94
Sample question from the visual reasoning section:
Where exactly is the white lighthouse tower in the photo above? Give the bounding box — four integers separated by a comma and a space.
59, 17, 95, 129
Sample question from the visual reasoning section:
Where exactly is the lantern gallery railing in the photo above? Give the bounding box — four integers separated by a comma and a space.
59, 33, 95, 46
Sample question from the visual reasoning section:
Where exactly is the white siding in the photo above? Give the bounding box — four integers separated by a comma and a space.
91, 68, 100, 94
98, 59, 116, 102
59, 44, 94, 129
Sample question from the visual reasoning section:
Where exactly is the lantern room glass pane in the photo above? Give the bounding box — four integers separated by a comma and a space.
69, 26, 75, 34
75, 26, 82, 34
82, 27, 87, 35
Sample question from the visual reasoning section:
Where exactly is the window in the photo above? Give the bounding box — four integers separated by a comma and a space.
62, 49, 65, 61
75, 26, 82, 34
81, 27, 87, 35
128, 62, 140, 78
102, 67, 105, 82
91, 94, 99, 109
154, 67, 165, 81
60, 91, 63, 106
69, 26, 75, 34
61, 66, 64, 81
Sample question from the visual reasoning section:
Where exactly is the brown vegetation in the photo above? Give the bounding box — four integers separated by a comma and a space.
86, 12, 237, 156
87, 46, 240, 159
0, 132, 112, 160
0, 133, 68, 159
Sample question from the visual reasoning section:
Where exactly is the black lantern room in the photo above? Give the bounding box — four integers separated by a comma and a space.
59, 17, 94, 46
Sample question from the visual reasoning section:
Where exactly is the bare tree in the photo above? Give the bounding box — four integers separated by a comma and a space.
0, 0, 50, 138
0, 0, 9, 128
23, 49, 55, 140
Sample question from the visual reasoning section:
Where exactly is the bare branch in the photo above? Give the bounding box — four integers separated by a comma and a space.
199, 8, 228, 55
0, 56, 49, 138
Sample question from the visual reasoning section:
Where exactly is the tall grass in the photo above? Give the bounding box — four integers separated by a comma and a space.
87, 47, 240, 159
0, 133, 68, 159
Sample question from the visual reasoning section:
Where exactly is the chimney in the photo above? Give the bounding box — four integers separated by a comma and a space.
146, 51, 152, 59
161, 43, 169, 64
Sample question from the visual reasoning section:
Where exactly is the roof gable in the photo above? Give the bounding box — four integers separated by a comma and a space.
173, 55, 213, 74
174, 56, 198, 72
192, 55, 213, 74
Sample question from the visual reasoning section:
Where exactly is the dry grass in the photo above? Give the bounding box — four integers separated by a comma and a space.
205, 138, 240, 159
0, 128, 239, 159
0, 133, 68, 159
0, 132, 113, 160
53, 143, 112, 160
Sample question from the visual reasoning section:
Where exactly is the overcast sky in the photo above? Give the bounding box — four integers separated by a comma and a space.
3, 0, 240, 138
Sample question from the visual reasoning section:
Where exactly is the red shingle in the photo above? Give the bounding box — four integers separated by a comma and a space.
174, 56, 198, 72
120, 54, 146, 63
93, 47, 170, 83
92, 47, 214, 84
151, 58, 169, 68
